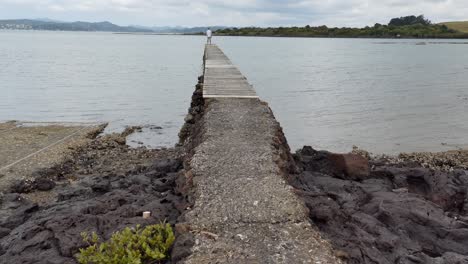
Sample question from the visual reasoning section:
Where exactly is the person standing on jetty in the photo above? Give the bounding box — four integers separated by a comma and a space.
206, 28, 212, 44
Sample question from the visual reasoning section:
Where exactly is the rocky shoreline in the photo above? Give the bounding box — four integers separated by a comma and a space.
290, 146, 468, 263
0, 129, 187, 263
2, 128, 466, 263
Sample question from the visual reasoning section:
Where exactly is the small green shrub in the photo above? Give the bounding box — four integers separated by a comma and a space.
77, 223, 175, 264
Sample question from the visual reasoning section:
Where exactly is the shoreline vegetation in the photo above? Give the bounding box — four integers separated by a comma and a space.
212, 15, 468, 39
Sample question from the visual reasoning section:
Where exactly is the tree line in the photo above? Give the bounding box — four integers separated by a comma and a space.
214, 15, 468, 38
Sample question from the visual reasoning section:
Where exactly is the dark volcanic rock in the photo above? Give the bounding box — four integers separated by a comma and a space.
178, 78, 205, 146
292, 146, 468, 264
90, 177, 111, 193
0, 169, 183, 264
10, 165, 69, 193
0, 134, 185, 264
9, 180, 31, 193
171, 233, 195, 262
34, 178, 56, 191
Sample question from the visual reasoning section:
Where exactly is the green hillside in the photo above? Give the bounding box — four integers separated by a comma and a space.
440, 21, 468, 33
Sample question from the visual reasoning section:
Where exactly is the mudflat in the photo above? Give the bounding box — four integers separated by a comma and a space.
0, 121, 105, 192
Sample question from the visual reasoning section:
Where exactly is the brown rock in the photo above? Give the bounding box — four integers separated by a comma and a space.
328, 153, 370, 180
175, 223, 192, 234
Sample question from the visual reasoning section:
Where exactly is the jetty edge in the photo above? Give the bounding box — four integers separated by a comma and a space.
174, 44, 342, 263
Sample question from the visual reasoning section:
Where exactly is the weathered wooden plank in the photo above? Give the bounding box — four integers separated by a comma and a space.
203, 45, 259, 99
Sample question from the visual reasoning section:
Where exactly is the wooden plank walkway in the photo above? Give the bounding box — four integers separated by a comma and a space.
203, 44, 259, 98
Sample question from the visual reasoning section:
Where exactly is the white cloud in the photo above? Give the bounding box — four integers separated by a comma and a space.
0, 0, 466, 26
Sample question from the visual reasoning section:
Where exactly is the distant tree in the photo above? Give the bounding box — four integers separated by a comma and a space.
388, 15, 431, 26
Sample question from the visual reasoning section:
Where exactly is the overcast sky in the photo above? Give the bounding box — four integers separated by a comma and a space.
0, 0, 467, 27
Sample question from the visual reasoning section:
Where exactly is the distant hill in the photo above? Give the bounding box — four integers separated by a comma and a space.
33, 18, 64, 23
440, 21, 468, 33
0, 19, 152, 32
0, 19, 227, 33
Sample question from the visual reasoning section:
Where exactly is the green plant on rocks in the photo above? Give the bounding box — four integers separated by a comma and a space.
77, 223, 175, 264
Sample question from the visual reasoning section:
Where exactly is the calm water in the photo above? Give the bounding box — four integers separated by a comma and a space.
0, 31, 202, 147
1, 31, 468, 153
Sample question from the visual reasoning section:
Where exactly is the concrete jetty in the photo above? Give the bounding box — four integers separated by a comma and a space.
178, 45, 342, 263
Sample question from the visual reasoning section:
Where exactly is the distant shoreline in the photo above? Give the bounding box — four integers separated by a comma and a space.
2, 30, 468, 40
113, 32, 186, 35
188, 33, 468, 40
